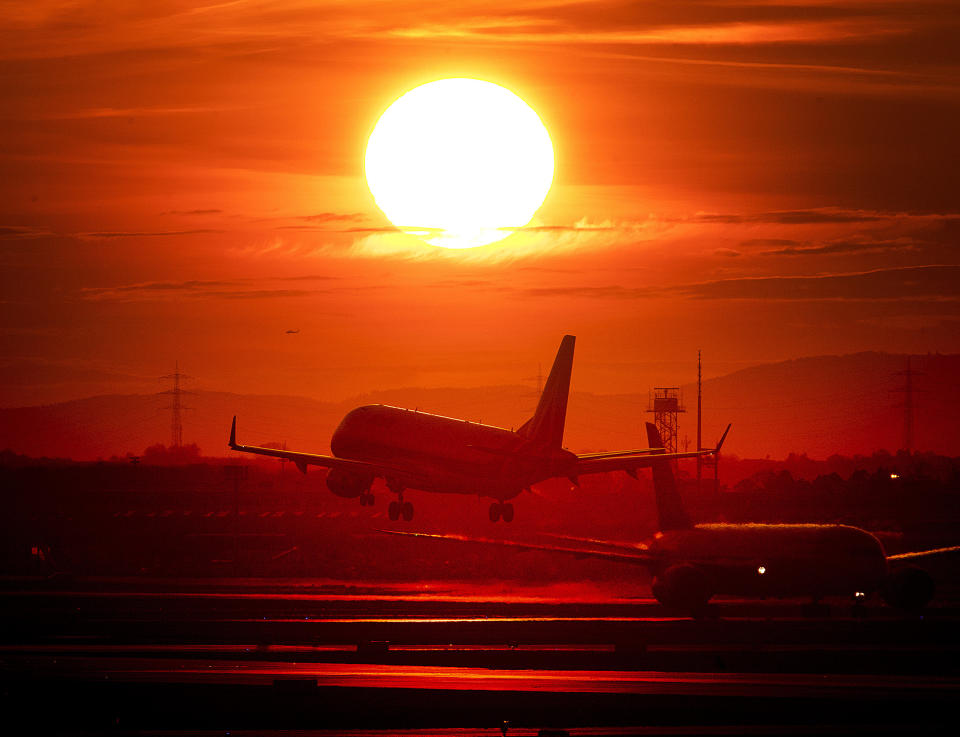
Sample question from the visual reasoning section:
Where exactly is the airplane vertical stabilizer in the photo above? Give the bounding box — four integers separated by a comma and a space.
518, 335, 575, 448
645, 422, 693, 531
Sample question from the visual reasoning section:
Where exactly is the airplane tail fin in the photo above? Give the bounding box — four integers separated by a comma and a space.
645, 422, 692, 531
518, 335, 575, 448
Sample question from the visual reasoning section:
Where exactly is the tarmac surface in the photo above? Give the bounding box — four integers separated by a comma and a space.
1, 578, 958, 735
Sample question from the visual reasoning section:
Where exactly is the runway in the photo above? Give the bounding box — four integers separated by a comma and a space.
10, 653, 960, 695
2, 578, 957, 734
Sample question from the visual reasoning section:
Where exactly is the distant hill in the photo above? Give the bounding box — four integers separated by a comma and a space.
684, 352, 959, 459
0, 352, 957, 460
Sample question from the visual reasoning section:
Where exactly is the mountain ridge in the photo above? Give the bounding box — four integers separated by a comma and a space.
2, 352, 957, 460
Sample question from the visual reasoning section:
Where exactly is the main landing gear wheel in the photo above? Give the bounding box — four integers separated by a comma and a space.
488, 502, 514, 523
389, 498, 415, 522
360, 492, 374, 506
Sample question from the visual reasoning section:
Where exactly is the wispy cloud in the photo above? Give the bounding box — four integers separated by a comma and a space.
675, 264, 960, 301
2, 2, 946, 62
80, 229, 223, 239
693, 208, 892, 225
389, 18, 908, 45
298, 212, 367, 224
509, 265, 960, 303
161, 209, 223, 216
79, 275, 339, 302
762, 237, 920, 256
22, 106, 237, 120
333, 217, 670, 263
0, 225, 55, 240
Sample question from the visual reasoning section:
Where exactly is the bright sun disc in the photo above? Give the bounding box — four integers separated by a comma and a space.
365, 78, 554, 249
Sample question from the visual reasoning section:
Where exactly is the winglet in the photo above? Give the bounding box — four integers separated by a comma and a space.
229, 416, 238, 450
715, 423, 731, 453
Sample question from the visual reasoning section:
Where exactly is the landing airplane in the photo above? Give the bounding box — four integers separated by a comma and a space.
229, 335, 722, 522
384, 423, 959, 612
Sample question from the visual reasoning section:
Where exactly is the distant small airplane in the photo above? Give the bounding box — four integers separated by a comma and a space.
285, 329, 300, 334
384, 423, 959, 613
229, 335, 720, 522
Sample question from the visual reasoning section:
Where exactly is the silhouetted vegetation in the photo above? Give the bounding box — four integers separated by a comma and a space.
2, 448, 957, 580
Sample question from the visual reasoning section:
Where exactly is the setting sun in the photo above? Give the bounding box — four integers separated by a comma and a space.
364, 78, 555, 249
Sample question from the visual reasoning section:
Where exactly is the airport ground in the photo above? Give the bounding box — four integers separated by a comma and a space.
2, 577, 959, 735
3, 459, 959, 734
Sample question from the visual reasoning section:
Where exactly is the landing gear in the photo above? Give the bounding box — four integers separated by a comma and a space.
388, 494, 414, 522
359, 492, 374, 506
652, 564, 712, 615
488, 502, 514, 523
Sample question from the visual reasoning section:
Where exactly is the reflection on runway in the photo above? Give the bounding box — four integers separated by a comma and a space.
15, 655, 960, 697
2, 579, 958, 733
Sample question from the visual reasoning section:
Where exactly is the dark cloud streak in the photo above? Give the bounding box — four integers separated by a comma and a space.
81, 229, 223, 238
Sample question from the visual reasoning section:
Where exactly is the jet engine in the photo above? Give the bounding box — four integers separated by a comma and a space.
325, 468, 374, 499
881, 566, 935, 610
651, 564, 712, 612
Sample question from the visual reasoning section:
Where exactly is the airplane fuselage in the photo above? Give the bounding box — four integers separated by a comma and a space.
648, 523, 889, 601
330, 405, 577, 500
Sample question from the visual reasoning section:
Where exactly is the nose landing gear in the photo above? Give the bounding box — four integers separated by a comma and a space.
488, 502, 514, 523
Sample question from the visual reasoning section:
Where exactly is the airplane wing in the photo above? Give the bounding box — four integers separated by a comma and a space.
378, 529, 655, 566
887, 544, 960, 562
228, 416, 420, 482
574, 423, 731, 477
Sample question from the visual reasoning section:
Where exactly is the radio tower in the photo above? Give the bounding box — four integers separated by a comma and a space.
696, 351, 702, 492
160, 362, 190, 448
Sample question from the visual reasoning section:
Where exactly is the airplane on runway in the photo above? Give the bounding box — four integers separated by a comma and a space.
229, 335, 723, 522
383, 422, 960, 612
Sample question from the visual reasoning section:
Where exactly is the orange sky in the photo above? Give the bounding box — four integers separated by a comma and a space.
2, 1, 959, 407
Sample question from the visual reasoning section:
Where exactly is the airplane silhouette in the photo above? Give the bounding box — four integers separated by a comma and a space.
384, 423, 959, 612
229, 335, 722, 522
285, 329, 300, 334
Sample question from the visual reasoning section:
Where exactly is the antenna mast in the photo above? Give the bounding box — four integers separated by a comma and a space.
696, 350, 702, 492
